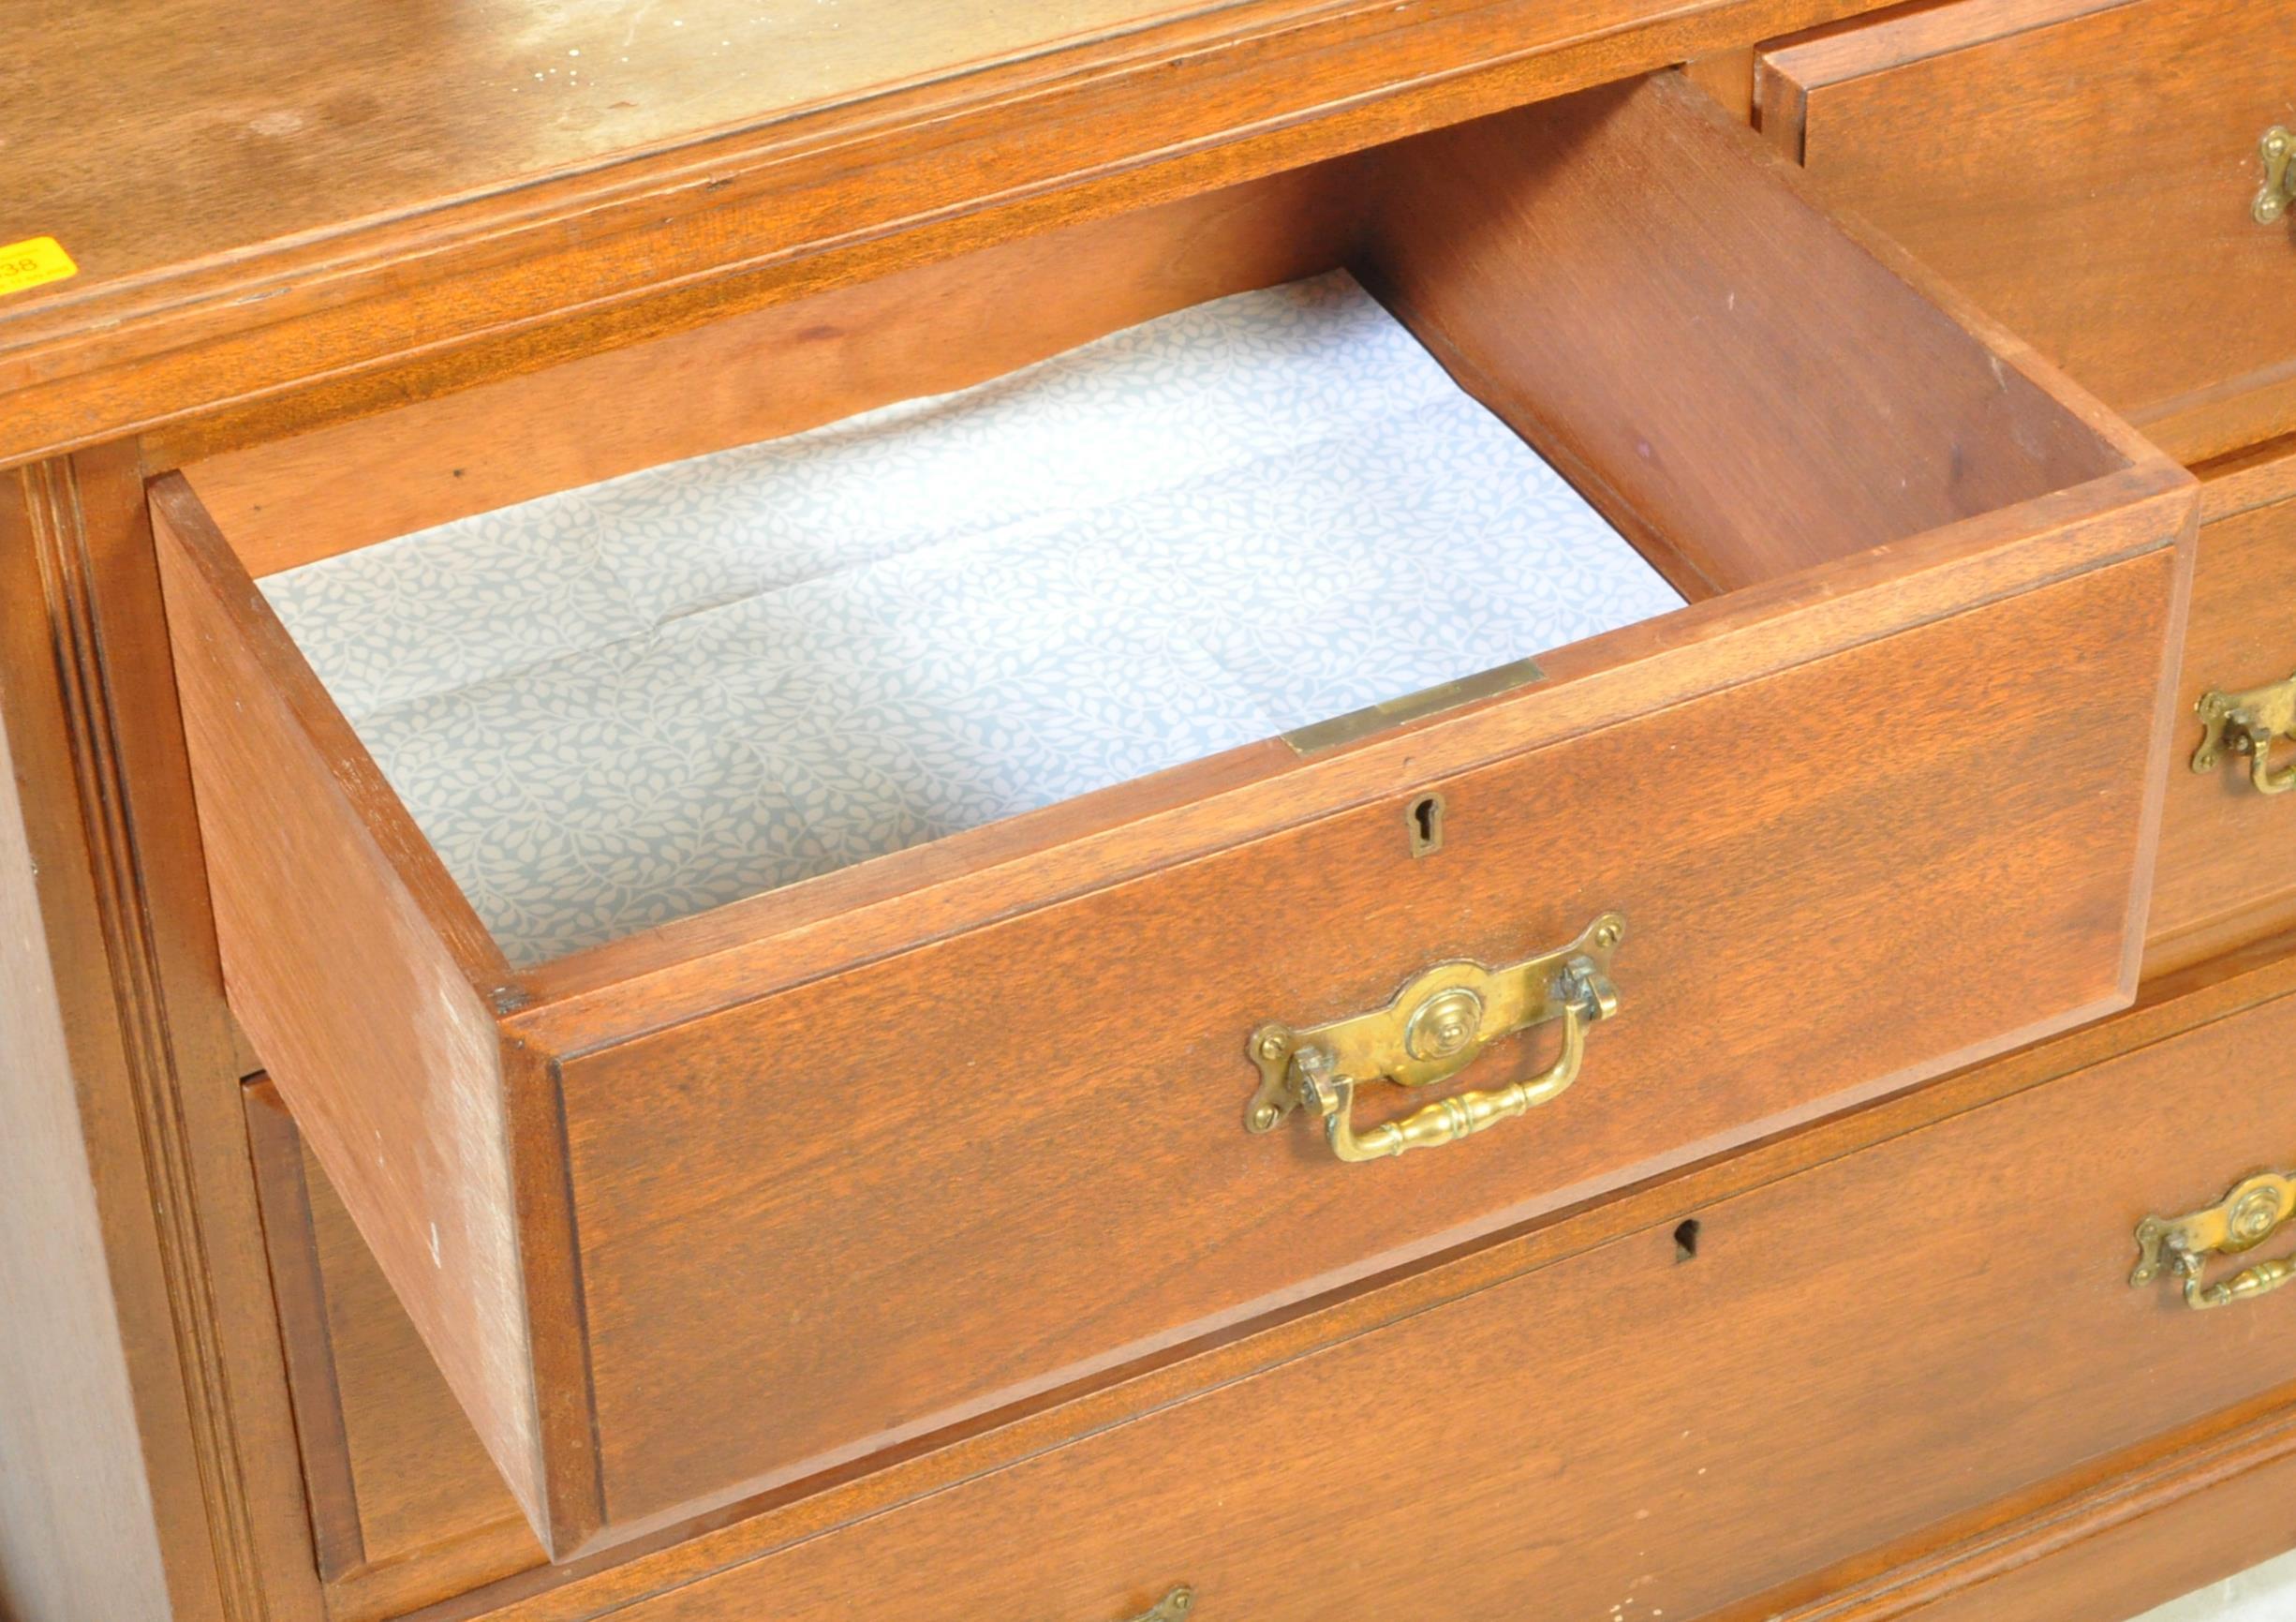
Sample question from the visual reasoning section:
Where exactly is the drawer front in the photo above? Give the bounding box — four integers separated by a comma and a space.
157, 73, 2192, 1555
556, 554, 2175, 1539
614, 991, 2296, 1622
1759, 0, 2296, 464
2151, 452, 2296, 974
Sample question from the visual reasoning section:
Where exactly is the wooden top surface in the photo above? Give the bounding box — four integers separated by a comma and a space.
0, 0, 1889, 469
7, 0, 1183, 295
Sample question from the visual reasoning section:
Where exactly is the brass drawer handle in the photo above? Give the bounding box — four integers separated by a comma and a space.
1121, 1588, 1195, 1622
2192, 675, 2296, 795
1245, 913, 1622, 1164
2132, 1170, 2296, 1311
2257, 126, 2294, 226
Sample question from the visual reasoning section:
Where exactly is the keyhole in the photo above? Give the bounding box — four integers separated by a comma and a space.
1674, 1219, 1702, 1263
1408, 794, 1445, 857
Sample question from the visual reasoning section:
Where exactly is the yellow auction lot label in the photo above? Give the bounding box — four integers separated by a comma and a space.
0, 236, 78, 297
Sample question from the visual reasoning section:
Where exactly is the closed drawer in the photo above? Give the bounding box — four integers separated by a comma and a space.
1757, 0, 2296, 466
156, 73, 2192, 1558
243, 1079, 542, 1619
2150, 445, 2296, 974
485, 981, 2296, 1620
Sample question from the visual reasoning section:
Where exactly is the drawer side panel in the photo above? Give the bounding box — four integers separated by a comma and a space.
149, 479, 553, 1539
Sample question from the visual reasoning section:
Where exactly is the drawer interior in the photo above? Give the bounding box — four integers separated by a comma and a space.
237, 271, 1685, 966
179, 71, 2131, 976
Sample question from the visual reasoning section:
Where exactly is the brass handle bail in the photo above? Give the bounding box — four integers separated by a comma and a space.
2192, 675, 2296, 796
1245, 914, 1622, 1165
2132, 1170, 2296, 1311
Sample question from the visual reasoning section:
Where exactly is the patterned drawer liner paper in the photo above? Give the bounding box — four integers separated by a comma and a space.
261, 271, 1685, 966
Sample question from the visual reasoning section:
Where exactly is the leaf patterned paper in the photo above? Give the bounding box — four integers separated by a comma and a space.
262, 272, 1686, 967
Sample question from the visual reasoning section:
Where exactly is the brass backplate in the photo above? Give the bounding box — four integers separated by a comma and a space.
2258, 126, 2294, 226
2133, 1169, 2296, 1282
2132, 1168, 2296, 1311
1244, 912, 1623, 1133
1121, 1588, 1195, 1622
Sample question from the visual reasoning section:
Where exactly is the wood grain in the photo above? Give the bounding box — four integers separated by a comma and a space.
5, 1, 2280, 1615
537, 990, 2296, 1622
1835, 1434, 2296, 1622
1365, 74, 2124, 595
148, 478, 567, 1547
244, 1081, 546, 1620
560, 546, 2181, 1538
1758, 0, 2296, 465
0, 449, 332, 1622
0, 473, 182, 1622
230, 928, 2296, 1622
2144, 443, 2296, 975
0, 0, 1910, 472
243, 1084, 366, 1583
183, 159, 1370, 575
1735, 1391, 2296, 1622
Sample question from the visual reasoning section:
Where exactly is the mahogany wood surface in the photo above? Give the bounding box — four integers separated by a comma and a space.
244, 1083, 546, 1619
558, 547, 2183, 1538
148, 482, 579, 1549
2146, 441, 2296, 975
0, 452, 328, 1622
241, 929, 2296, 1622
7, 6, 2291, 1620
155, 73, 2197, 1555
0, 0, 1906, 473
501, 987, 2296, 1622
0, 478, 181, 1622
1714, 1386, 2296, 1622
1757, 0, 2296, 465
1364, 75, 2124, 596
1833, 1424, 2296, 1622
182, 160, 1370, 577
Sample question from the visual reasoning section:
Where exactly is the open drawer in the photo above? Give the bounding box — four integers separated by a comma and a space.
154, 73, 2196, 1558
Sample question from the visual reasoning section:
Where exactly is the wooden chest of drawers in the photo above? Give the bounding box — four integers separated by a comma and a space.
2, 2, 2292, 1620
153, 73, 2192, 1558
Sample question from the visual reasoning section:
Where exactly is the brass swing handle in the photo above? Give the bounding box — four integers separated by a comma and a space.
1245, 914, 1622, 1165
2131, 1169, 2296, 1311
2192, 675, 2296, 796
1293, 988, 1599, 1160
